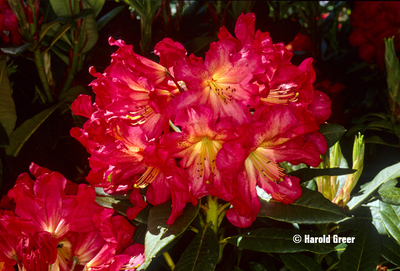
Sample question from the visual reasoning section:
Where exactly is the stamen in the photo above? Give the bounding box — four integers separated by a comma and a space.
126, 105, 154, 125
262, 84, 299, 105
135, 166, 160, 188
207, 80, 236, 105
248, 150, 285, 183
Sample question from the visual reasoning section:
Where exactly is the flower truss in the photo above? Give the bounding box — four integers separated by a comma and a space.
71, 13, 331, 228
0, 163, 144, 271
349, 1, 400, 69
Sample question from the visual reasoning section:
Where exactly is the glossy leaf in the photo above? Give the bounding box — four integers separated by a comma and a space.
365, 135, 400, 148
85, 0, 105, 18
142, 201, 200, 269
258, 188, 346, 224
380, 201, 400, 243
279, 254, 323, 271
347, 162, 400, 210
1, 43, 32, 55
318, 124, 346, 149
50, 0, 73, 17
5, 86, 84, 157
341, 223, 381, 271
226, 228, 335, 254
95, 196, 133, 217
381, 235, 400, 266
366, 200, 388, 235
0, 59, 16, 137
378, 186, 400, 205
287, 168, 356, 183
96, 5, 125, 31
174, 223, 219, 271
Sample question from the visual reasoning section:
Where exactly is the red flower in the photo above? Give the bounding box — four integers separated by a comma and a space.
0, 0, 20, 45
349, 1, 400, 69
216, 105, 323, 227
3, 163, 144, 270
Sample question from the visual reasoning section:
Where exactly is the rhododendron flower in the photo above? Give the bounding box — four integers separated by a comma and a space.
71, 12, 330, 228
349, 1, 400, 69
217, 105, 324, 227
285, 33, 314, 53
0, 0, 21, 45
2, 163, 144, 271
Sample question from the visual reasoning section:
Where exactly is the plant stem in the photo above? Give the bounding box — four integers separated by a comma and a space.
163, 251, 175, 270
206, 195, 218, 235
33, 48, 53, 103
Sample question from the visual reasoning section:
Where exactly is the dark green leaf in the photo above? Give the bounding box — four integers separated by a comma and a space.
385, 37, 400, 106
341, 223, 381, 271
80, 14, 98, 53
279, 254, 323, 271
382, 235, 400, 266
365, 136, 400, 148
379, 201, 400, 243
0, 59, 16, 137
5, 100, 67, 157
142, 201, 200, 269
287, 168, 356, 183
84, 0, 105, 18
50, 0, 73, 17
96, 5, 125, 31
174, 223, 219, 271
348, 162, 400, 210
95, 196, 133, 217
258, 188, 346, 224
226, 228, 335, 254
1, 43, 32, 55
184, 36, 218, 55
0, 122, 9, 147
249, 262, 267, 271
318, 124, 346, 149
378, 186, 400, 205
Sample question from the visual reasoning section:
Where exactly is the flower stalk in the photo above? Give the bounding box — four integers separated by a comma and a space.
206, 195, 219, 235
163, 252, 175, 270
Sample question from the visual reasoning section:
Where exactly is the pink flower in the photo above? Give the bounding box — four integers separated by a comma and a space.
4, 163, 144, 271
216, 105, 323, 227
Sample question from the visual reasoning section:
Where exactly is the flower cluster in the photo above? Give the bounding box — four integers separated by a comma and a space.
349, 1, 400, 69
71, 13, 331, 228
0, 163, 144, 271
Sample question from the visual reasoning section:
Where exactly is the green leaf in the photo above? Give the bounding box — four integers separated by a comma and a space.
0, 122, 8, 147
0, 59, 16, 137
341, 223, 381, 271
174, 223, 219, 271
80, 14, 98, 53
96, 5, 125, 31
5, 102, 64, 156
382, 235, 400, 266
318, 124, 346, 149
366, 200, 388, 235
142, 201, 200, 269
385, 37, 400, 106
95, 196, 133, 217
366, 120, 395, 133
347, 162, 400, 210
1, 42, 32, 55
50, 0, 73, 17
84, 0, 105, 18
226, 228, 335, 254
248, 262, 267, 271
287, 168, 356, 183
378, 186, 400, 205
258, 188, 346, 224
380, 201, 400, 243
42, 24, 72, 54
279, 253, 323, 271
4, 86, 83, 157
184, 36, 218, 55
365, 135, 400, 148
